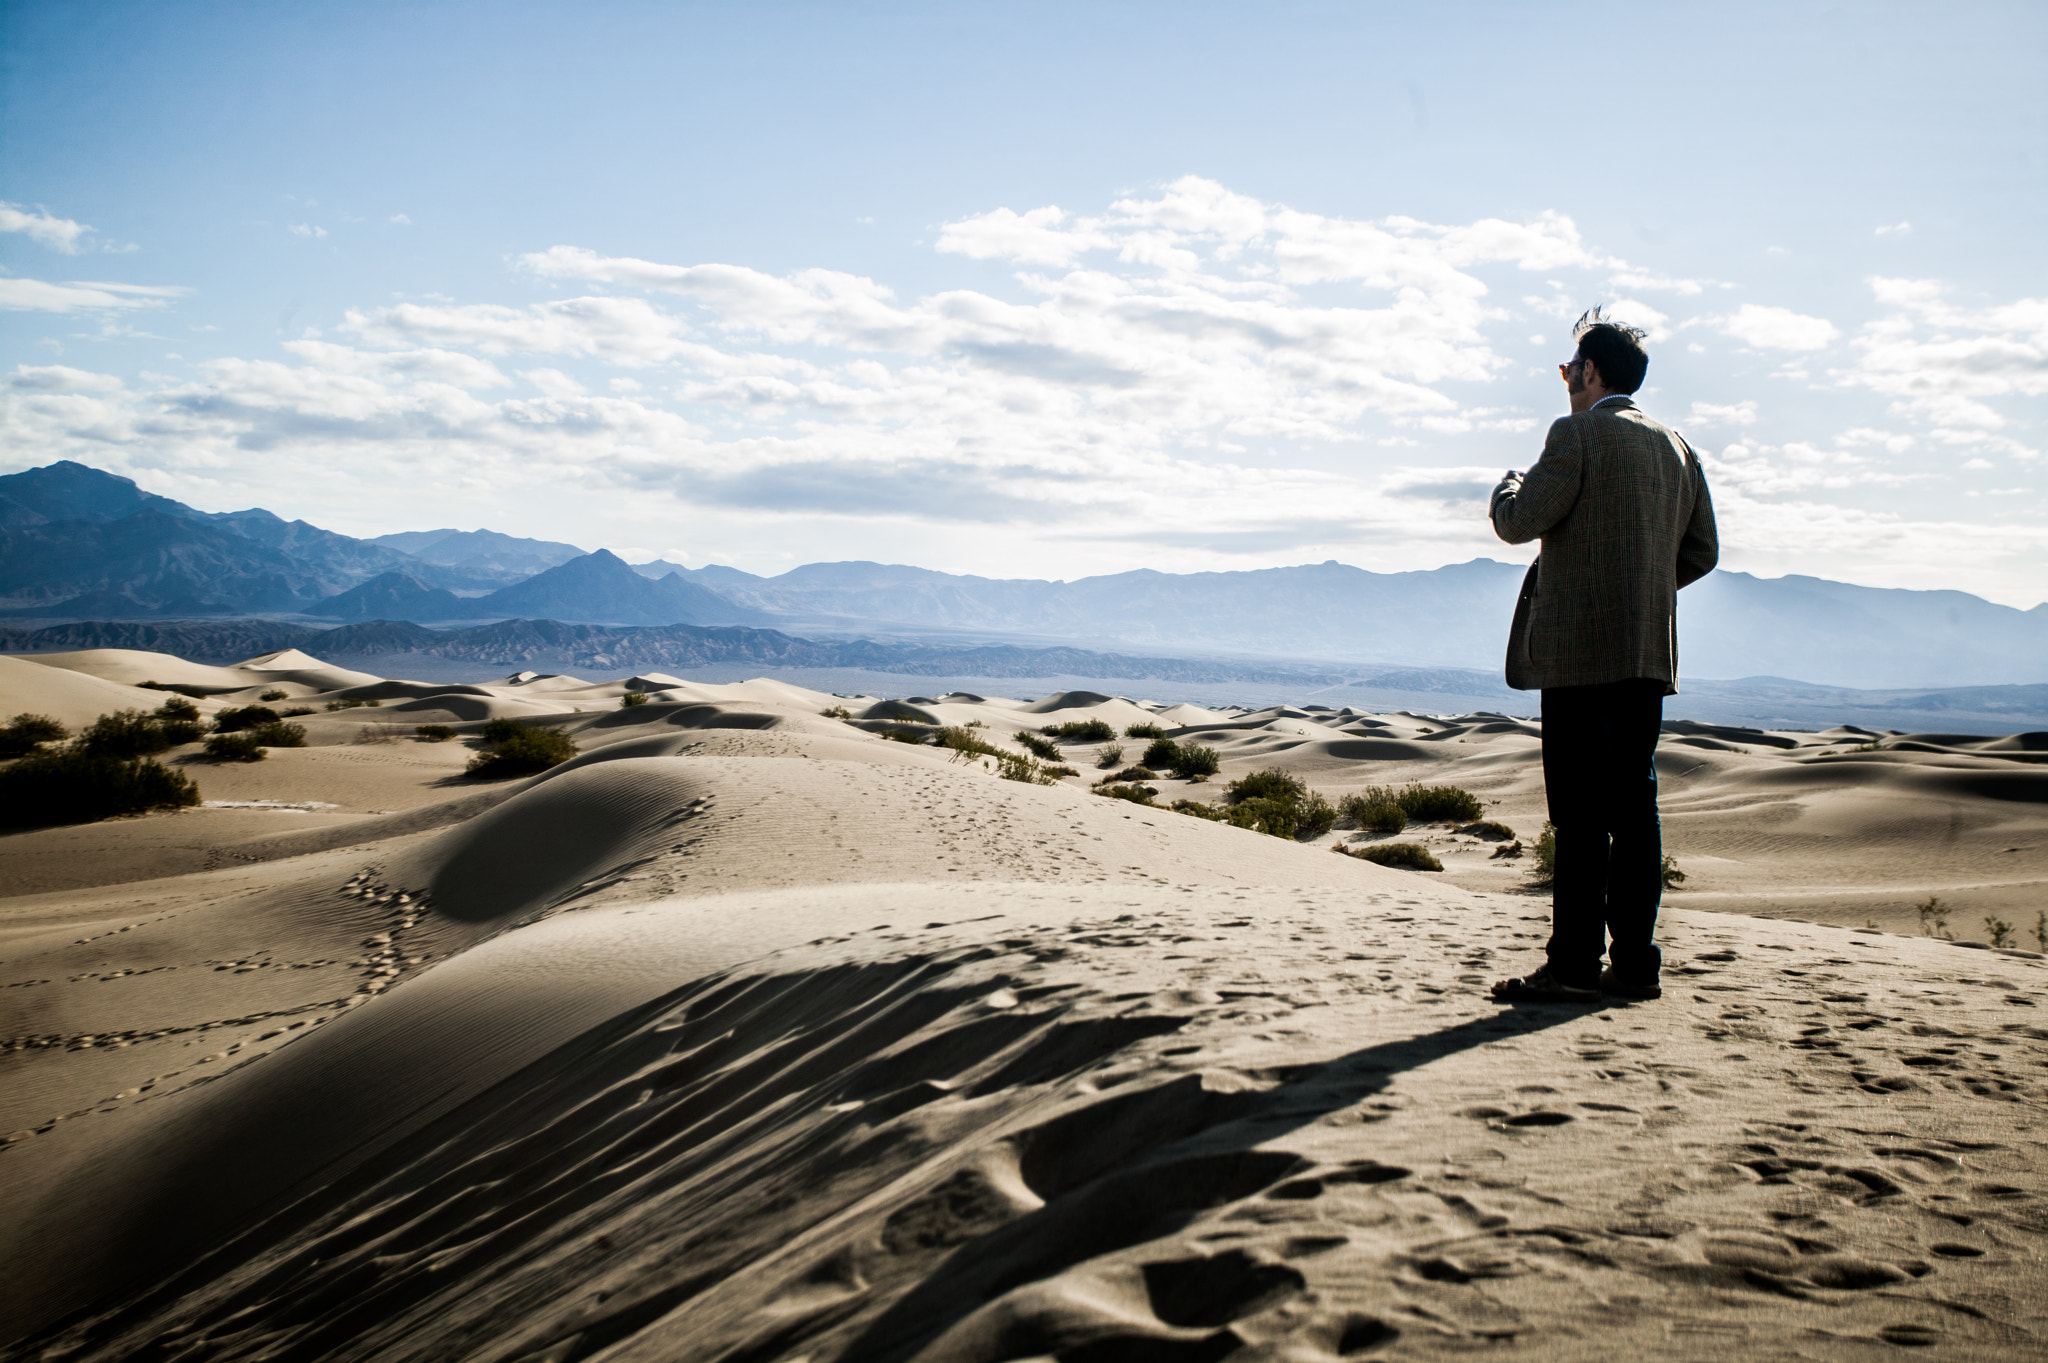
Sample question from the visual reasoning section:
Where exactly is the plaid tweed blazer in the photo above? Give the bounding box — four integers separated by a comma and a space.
1490, 396, 1719, 693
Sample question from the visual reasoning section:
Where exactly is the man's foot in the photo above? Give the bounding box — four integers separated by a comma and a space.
1599, 965, 1662, 1000
1490, 966, 1600, 1003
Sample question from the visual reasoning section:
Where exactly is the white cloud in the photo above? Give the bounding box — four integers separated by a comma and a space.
6, 364, 124, 394
1834, 279, 2048, 439
389, 214, 412, 225
0, 278, 190, 313
1875, 221, 1913, 236
7, 178, 2041, 603
0, 203, 92, 253
1606, 269, 1725, 295
289, 223, 327, 239
1962, 457, 1995, 470
1719, 303, 1841, 351
521, 367, 587, 398
1687, 399, 1758, 427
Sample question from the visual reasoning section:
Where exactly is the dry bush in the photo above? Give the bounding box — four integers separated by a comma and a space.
0, 749, 200, 826
205, 732, 267, 762
1336, 841, 1444, 872
1014, 731, 1063, 761
1043, 719, 1115, 743
0, 713, 69, 759
1227, 797, 1297, 839
466, 723, 578, 778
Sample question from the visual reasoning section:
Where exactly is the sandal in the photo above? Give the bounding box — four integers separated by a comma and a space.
1490, 966, 1600, 1003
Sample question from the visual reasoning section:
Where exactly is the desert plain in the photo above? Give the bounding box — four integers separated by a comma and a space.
0, 646, 2044, 1361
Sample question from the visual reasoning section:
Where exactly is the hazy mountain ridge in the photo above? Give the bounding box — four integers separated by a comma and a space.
2, 461, 2042, 689
367, 527, 587, 579
649, 557, 2047, 688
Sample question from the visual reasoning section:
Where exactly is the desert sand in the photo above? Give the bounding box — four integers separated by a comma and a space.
0, 648, 2043, 1360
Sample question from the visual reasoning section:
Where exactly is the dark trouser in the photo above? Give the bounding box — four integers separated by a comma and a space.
1540, 679, 1667, 988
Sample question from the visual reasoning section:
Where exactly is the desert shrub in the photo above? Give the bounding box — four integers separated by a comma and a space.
1170, 798, 1224, 821
1532, 821, 1557, 885
154, 695, 201, 722
1099, 764, 1160, 784
936, 725, 1002, 759
1337, 842, 1444, 872
1043, 719, 1115, 743
1014, 731, 1063, 761
1142, 737, 1180, 770
157, 719, 207, 746
1296, 791, 1338, 838
820, 704, 853, 719
77, 709, 176, 758
1984, 916, 2013, 949
1043, 764, 1079, 778
480, 717, 529, 744
325, 697, 382, 711
1339, 790, 1407, 834
258, 688, 290, 702
1916, 896, 1950, 939
466, 723, 578, 778
138, 680, 206, 696
1125, 722, 1167, 740
205, 732, 268, 762
620, 692, 649, 707
280, 706, 316, 718
1094, 782, 1159, 806
252, 721, 306, 748
212, 705, 280, 734
1227, 797, 1298, 839
1167, 742, 1219, 779
992, 753, 1060, 785
1458, 820, 1516, 841
0, 713, 69, 759
882, 726, 930, 744
415, 724, 457, 742
1226, 768, 1307, 805
1394, 783, 1483, 823
1662, 854, 1685, 888
0, 749, 199, 827
1095, 742, 1124, 768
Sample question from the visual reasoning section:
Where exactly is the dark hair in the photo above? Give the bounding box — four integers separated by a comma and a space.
1572, 307, 1649, 393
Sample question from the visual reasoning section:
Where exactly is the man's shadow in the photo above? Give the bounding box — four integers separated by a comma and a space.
834, 997, 1610, 1363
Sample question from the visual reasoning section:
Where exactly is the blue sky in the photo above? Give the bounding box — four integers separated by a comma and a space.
3, 0, 2044, 604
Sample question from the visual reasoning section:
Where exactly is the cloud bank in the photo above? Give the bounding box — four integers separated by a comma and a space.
4, 178, 2043, 603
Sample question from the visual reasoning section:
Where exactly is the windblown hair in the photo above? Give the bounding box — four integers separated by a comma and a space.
1571, 306, 1650, 393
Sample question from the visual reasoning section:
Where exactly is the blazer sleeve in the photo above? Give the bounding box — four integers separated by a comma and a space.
1491, 416, 1583, 545
1676, 453, 1719, 589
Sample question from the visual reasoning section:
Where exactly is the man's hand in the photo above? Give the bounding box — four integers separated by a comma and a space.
1490, 470, 1521, 521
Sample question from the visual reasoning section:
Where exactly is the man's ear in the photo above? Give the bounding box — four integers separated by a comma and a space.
1582, 358, 1605, 392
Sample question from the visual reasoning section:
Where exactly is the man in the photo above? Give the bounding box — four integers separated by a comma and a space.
1488, 308, 1719, 1004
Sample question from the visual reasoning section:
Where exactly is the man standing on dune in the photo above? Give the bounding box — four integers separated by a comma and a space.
1486, 309, 1719, 1004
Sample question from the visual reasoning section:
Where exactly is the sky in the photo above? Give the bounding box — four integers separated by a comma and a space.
2, 0, 2044, 606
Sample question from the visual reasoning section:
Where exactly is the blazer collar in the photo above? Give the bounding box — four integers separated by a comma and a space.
1590, 394, 1637, 412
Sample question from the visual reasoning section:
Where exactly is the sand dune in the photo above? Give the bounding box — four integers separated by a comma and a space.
1, 648, 2044, 1358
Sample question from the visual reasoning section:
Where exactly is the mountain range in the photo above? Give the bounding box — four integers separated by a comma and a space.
1, 460, 2043, 689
